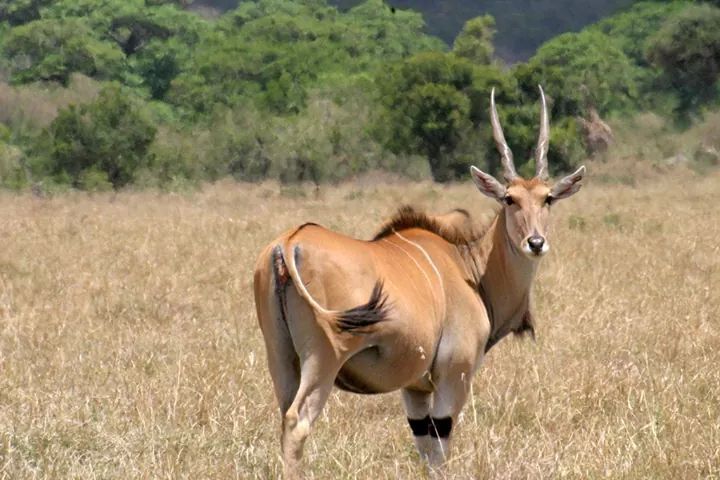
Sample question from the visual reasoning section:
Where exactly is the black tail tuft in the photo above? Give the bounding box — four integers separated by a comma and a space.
336, 281, 390, 334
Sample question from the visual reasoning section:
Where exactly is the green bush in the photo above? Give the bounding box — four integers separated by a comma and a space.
44, 84, 156, 188
646, 4, 720, 116
452, 15, 495, 65
0, 140, 28, 189
593, 1, 691, 66
0, 0, 52, 25
548, 117, 585, 173
375, 51, 515, 181
205, 109, 272, 182
77, 166, 113, 192
515, 30, 641, 118
266, 89, 391, 183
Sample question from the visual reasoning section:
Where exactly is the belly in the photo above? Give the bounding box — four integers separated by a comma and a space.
334, 343, 434, 394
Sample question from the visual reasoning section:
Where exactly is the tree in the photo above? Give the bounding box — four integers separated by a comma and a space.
376, 51, 515, 181
453, 15, 495, 64
45, 85, 156, 188
0, 0, 52, 25
515, 30, 640, 118
646, 4, 720, 114
593, 1, 691, 66
40, 0, 211, 98
168, 0, 444, 115
2, 18, 125, 85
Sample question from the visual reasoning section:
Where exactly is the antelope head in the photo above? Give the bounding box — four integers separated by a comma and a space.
470, 87, 585, 259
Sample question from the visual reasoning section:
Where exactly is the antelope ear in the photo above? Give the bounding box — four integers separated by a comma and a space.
470, 166, 506, 200
550, 165, 586, 200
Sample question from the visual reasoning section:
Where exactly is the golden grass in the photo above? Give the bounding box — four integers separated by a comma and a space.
0, 170, 719, 479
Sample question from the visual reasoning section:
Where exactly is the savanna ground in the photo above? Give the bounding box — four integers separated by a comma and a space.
0, 164, 719, 479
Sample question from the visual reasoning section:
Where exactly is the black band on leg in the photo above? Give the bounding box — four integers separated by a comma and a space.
407, 415, 430, 436
429, 416, 453, 438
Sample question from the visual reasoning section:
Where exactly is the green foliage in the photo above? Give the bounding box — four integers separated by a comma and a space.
1, 0, 718, 189
77, 166, 113, 191
376, 51, 514, 181
40, 0, 211, 98
646, 4, 720, 115
144, 0, 194, 6
0, 0, 52, 25
43, 85, 156, 188
168, 0, 443, 115
452, 15, 495, 64
516, 30, 641, 118
201, 108, 273, 182
548, 117, 585, 173
593, 1, 691, 66
589, 1, 693, 114
0, 139, 28, 189
146, 78, 398, 186
344, 0, 445, 62
3, 18, 125, 85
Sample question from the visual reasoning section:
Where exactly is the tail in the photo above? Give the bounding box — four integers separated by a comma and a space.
274, 242, 389, 335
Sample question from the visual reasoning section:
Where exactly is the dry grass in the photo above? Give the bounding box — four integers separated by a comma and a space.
0, 170, 719, 479
0, 74, 100, 129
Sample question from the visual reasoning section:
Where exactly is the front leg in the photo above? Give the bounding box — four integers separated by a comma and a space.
425, 326, 480, 467
424, 370, 472, 467
402, 365, 474, 468
401, 388, 434, 462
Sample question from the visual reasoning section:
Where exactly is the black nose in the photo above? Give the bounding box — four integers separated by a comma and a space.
528, 235, 545, 253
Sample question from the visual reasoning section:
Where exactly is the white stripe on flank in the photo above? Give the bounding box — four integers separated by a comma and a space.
385, 230, 446, 319
382, 238, 435, 299
394, 230, 445, 299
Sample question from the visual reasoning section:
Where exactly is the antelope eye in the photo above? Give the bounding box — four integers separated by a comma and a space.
545, 195, 554, 206
503, 196, 514, 206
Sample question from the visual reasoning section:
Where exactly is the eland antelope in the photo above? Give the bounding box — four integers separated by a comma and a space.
253, 87, 586, 477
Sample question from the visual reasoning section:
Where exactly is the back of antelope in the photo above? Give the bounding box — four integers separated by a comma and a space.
253, 87, 586, 478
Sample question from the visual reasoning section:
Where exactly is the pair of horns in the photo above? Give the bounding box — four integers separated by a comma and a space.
491, 86, 549, 182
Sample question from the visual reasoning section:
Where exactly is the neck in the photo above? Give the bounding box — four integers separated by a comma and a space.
469, 210, 538, 347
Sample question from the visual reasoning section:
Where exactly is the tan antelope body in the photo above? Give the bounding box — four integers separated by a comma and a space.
253, 88, 586, 477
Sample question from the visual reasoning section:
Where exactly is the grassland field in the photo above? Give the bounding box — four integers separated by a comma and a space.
0, 166, 719, 479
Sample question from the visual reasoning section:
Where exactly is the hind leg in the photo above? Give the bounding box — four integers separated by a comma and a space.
263, 320, 301, 415
255, 257, 301, 415
279, 290, 345, 479
281, 354, 339, 479
255, 252, 334, 480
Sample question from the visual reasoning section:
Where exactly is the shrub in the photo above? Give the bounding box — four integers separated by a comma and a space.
0, 0, 53, 26
515, 30, 641, 118
453, 15, 496, 65
0, 140, 28, 189
646, 4, 720, 115
375, 51, 515, 181
77, 166, 113, 192
593, 1, 691, 66
44, 84, 156, 188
